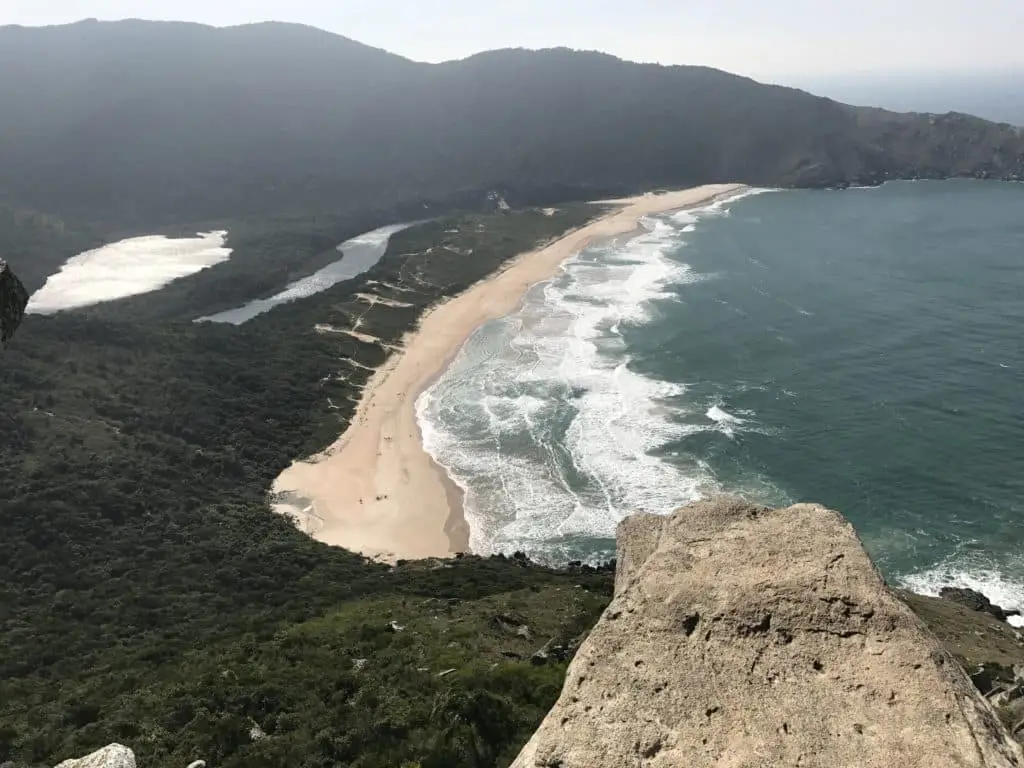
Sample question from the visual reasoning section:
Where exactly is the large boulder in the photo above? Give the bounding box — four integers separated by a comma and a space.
54, 744, 136, 768
0, 258, 29, 345
511, 499, 1024, 767
940, 587, 1022, 623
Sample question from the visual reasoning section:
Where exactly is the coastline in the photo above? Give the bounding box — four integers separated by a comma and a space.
272, 183, 745, 561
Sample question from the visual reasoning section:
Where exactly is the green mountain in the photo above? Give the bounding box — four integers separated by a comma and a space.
3, 18, 1024, 768
1, 19, 1021, 236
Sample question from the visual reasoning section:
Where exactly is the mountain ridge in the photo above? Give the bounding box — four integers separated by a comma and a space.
1, 19, 1021, 237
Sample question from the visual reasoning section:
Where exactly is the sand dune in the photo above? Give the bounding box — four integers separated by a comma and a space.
28, 231, 231, 314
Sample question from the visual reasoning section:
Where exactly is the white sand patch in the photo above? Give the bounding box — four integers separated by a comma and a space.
315, 324, 378, 343
314, 324, 403, 351
27, 231, 232, 314
366, 280, 415, 294
343, 358, 378, 372
355, 292, 414, 308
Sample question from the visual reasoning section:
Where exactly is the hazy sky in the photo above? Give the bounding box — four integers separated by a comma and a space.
3, 0, 1023, 80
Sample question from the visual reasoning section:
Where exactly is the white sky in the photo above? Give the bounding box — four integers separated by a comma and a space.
3, 0, 1023, 80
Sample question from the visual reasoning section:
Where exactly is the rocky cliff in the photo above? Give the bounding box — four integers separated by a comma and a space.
0, 258, 28, 345
512, 499, 1024, 767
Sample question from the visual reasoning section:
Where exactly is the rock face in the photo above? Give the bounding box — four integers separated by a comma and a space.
54, 744, 136, 768
511, 499, 1024, 768
0, 258, 29, 345
941, 587, 1022, 623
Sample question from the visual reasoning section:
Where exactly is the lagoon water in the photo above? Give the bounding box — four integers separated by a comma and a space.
418, 181, 1024, 619
198, 223, 410, 324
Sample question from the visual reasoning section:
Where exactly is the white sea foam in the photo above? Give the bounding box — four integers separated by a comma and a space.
418, 192, 771, 557
27, 231, 232, 314
681, 186, 778, 219
899, 555, 1024, 628
706, 405, 745, 437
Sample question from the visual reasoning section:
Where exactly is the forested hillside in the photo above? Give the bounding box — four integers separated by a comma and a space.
0, 207, 618, 768
3, 18, 1024, 767
0, 19, 1021, 239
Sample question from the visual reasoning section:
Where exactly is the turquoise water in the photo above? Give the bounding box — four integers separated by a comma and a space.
418, 182, 1024, 616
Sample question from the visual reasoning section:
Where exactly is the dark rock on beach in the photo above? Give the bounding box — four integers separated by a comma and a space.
940, 587, 1021, 623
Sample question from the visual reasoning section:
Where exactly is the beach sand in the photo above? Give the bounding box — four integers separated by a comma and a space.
272, 184, 745, 561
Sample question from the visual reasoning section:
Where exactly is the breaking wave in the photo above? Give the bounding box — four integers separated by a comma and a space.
898, 553, 1024, 628
417, 192, 775, 561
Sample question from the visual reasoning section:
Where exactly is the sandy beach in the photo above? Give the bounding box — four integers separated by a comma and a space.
272, 183, 745, 561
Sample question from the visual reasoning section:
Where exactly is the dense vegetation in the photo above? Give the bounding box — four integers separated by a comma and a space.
4, 205, 1022, 766
0, 206, 614, 767
1, 19, 1022, 238
0, 205, 102, 295
3, 18, 1023, 765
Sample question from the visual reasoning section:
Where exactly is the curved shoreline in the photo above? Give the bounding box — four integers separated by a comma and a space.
272, 184, 745, 561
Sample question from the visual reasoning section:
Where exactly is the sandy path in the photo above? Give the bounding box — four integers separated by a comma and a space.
272, 184, 745, 561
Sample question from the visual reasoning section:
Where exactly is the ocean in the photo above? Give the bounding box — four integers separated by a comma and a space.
417, 181, 1024, 618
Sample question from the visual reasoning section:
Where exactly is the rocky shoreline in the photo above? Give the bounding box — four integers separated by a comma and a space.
514, 499, 1024, 767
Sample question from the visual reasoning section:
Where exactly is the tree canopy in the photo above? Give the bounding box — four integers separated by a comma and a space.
1, 20, 1020, 240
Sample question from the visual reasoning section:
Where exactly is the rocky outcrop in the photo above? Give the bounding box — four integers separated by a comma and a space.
54, 744, 136, 768
0, 258, 29, 345
900, 589, 1024, 741
47, 745, 203, 768
940, 587, 1022, 623
511, 499, 1024, 767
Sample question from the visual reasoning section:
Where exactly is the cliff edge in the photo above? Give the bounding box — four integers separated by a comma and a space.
0, 258, 29, 345
511, 499, 1024, 767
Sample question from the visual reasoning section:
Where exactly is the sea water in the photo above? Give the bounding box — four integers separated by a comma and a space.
417, 181, 1024, 619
